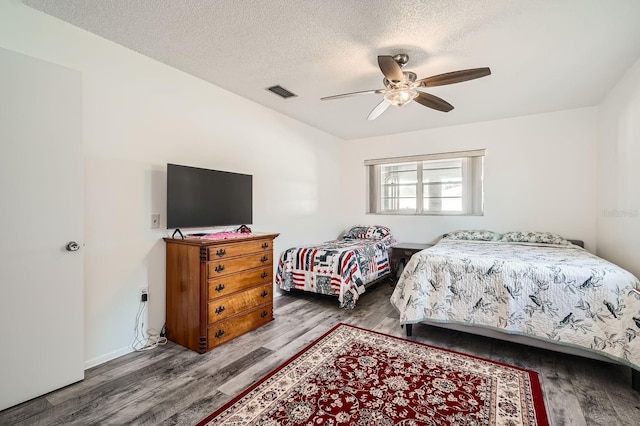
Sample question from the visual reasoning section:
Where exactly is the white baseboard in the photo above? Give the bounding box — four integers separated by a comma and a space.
84, 346, 133, 370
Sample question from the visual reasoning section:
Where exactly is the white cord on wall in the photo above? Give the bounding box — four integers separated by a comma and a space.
130, 299, 167, 351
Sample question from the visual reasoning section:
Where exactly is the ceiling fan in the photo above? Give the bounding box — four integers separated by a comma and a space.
321, 54, 491, 120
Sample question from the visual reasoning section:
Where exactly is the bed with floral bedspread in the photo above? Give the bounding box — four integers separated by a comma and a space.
390, 230, 640, 384
276, 226, 396, 309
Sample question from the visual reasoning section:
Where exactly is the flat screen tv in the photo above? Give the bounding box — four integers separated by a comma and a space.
166, 163, 252, 229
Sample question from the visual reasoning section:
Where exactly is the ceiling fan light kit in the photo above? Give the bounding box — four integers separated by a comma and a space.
321, 54, 491, 120
384, 87, 418, 106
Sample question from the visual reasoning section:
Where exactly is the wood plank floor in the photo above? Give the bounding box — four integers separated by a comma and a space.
2, 281, 640, 425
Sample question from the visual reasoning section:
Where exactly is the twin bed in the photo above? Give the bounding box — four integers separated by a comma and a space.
275, 225, 395, 309
389, 230, 640, 390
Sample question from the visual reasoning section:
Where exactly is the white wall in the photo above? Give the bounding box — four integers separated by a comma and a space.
340, 108, 599, 249
597, 58, 640, 278
0, 1, 344, 367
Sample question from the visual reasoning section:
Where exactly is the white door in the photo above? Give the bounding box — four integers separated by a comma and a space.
0, 48, 84, 411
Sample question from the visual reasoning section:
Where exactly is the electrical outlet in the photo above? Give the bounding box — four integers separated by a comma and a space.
140, 287, 148, 302
150, 213, 160, 229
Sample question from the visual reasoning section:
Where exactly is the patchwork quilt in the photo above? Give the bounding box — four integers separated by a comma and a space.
276, 238, 392, 309
390, 239, 640, 370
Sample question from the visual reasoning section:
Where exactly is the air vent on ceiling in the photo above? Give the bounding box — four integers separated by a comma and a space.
267, 85, 297, 99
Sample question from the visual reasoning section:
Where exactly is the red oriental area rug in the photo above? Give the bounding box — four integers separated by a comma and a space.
197, 323, 549, 425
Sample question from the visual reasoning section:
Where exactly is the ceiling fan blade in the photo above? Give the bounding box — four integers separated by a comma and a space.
418, 67, 491, 87
321, 89, 384, 101
414, 92, 454, 112
367, 100, 391, 121
378, 56, 404, 83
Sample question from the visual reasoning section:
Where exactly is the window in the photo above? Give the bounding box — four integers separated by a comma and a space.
366, 149, 484, 215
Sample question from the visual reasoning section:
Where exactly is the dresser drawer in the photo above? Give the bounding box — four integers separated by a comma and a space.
208, 252, 272, 278
208, 284, 273, 323
208, 267, 272, 299
207, 304, 273, 349
208, 239, 273, 260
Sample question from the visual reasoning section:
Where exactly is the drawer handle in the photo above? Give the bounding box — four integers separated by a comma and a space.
214, 329, 225, 339
261, 242, 269, 249
215, 264, 225, 273
216, 248, 226, 257
260, 290, 268, 298
215, 284, 225, 292
261, 272, 268, 279
260, 256, 268, 263
215, 306, 225, 315
260, 310, 268, 318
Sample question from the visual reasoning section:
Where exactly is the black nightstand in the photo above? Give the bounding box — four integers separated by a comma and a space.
390, 243, 433, 278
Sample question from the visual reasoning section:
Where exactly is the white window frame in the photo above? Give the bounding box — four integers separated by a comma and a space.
365, 149, 485, 216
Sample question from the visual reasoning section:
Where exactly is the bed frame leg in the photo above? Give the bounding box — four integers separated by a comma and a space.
633, 368, 640, 391
406, 324, 412, 337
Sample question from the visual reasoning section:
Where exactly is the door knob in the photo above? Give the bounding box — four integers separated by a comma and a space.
66, 241, 80, 252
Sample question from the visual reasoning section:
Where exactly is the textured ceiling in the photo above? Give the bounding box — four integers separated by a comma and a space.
23, 0, 640, 140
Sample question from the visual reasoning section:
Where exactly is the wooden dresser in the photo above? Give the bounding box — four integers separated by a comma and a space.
164, 233, 279, 353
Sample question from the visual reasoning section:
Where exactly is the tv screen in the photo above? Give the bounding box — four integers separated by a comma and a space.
166, 163, 253, 229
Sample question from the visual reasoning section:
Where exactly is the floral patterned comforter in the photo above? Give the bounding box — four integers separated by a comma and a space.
390, 239, 640, 370
276, 238, 392, 309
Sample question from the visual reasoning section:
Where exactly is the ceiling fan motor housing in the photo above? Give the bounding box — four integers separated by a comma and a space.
383, 71, 417, 89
